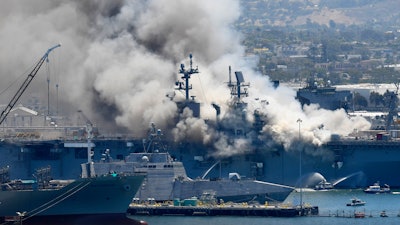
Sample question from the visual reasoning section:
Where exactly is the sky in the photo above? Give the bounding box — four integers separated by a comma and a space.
0, 0, 370, 157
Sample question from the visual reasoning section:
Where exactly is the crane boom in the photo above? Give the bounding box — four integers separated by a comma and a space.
0, 44, 61, 125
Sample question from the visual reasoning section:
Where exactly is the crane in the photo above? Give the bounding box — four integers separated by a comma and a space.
0, 44, 61, 125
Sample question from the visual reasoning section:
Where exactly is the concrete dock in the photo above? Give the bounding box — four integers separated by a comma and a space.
128, 203, 318, 217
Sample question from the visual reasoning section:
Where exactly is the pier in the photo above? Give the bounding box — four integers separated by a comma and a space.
128, 203, 318, 217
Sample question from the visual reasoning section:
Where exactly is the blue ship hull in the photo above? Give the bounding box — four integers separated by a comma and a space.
1, 213, 146, 225
0, 173, 145, 223
1, 136, 399, 190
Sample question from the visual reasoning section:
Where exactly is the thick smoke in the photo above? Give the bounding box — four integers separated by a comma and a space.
0, 0, 370, 157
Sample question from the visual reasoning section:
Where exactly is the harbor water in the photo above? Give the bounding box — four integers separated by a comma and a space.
129, 189, 400, 225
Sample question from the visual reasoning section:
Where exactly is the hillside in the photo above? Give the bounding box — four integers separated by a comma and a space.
240, 0, 400, 29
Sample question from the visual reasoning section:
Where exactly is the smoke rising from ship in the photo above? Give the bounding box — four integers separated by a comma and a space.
0, 0, 370, 158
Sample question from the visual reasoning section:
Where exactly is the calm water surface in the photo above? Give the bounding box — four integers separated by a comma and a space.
130, 189, 400, 225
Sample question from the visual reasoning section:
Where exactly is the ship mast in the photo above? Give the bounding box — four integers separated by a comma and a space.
176, 54, 199, 101
228, 69, 249, 110
175, 54, 201, 118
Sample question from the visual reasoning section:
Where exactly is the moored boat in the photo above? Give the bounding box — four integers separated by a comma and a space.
380, 210, 388, 217
89, 123, 294, 204
0, 163, 145, 225
354, 211, 365, 218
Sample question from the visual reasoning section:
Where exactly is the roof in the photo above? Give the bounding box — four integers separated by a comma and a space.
9, 105, 38, 116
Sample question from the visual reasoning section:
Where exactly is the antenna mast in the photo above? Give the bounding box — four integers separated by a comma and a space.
176, 54, 199, 101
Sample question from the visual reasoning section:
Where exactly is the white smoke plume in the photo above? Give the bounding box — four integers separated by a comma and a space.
0, 0, 370, 157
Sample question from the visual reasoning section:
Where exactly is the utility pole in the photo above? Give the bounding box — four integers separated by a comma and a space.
297, 118, 303, 215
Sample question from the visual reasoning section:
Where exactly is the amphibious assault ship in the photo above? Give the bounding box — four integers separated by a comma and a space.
1, 53, 400, 193
157, 59, 400, 189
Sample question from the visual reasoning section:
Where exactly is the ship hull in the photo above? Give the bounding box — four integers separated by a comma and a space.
171, 180, 293, 203
119, 152, 293, 204
3, 138, 400, 189
135, 178, 293, 203
175, 140, 400, 188
0, 175, 145, 219
1, 213, 146, 225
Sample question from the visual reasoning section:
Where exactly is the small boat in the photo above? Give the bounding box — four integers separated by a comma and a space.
380, 210, 388, 217
314, 180, 334, 191
363, 182, 391, 194
354, 211, 365, 218
346, 198, 366, 206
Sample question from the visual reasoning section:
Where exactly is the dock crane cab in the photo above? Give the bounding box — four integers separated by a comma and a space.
0, 44, 61, 125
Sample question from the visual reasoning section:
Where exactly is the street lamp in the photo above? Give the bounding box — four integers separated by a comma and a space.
296, 118, 303, 215
16, 211, 26, 225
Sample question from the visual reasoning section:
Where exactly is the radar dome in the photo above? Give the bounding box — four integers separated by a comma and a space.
142, 156, 149, 162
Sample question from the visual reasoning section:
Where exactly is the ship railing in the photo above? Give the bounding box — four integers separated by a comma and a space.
97, 171, 146, 178
0, 127, 142, 141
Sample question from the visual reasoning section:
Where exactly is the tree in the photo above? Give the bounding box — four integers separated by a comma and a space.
383, 90, 399, 109
347, 70, 363, 83
369, 91, 384, 106
307, 45, 320, 63
352, 92, 368, 110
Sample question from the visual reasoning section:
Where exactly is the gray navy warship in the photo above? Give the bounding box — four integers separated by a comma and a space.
90, 122, 294, 204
